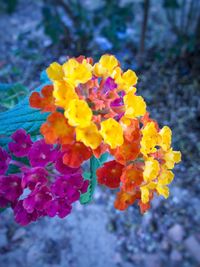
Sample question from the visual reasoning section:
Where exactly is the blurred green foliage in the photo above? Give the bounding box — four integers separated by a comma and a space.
42, 5, 66, 44
0, 83, 28, 110
97, 1, 133, 50
41, 0, 134, 54
163, 0, 200, 55
163, 0, 180, 8
40, 0, 200, 57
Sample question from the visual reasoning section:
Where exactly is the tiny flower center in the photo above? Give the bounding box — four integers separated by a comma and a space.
41, 153, 46, 160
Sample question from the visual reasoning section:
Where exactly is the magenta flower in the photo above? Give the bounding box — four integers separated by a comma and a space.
0, 175, 22, 204
45, 198, 72, 218
8, 129, 33, 157
0, 129, 90, 225
14, 200, 40, 226
51, 172, 89, 203
45, 199, 59, 217
28, 140, 57, 167
67, 173, 85, 190
51, 176, 80, 202
56, 198, 72, 218
111, 91, 125, 107
0, 147, 10, 175
80, 180, 90, 194
23, 185, 52, 213
102, 77, 117, 94
0, 196, 10, 208
21, 167, 48, 190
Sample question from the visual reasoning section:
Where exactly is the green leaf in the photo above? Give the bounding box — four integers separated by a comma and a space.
80, 153, 108, 205
0, 83, 50, 147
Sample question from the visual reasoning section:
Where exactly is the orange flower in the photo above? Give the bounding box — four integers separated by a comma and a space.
141, 112, 159, 130
120, 117, 141, 142
40, 112, 75, 145
114, 190, 140, 211
120, 164, 143, 192
138, 200, 151, 214
76, 55, 93, 65
29, 85, 56, 112
62, 142, 92, 168
110, 138, 140, 165
93, 143, 108, 158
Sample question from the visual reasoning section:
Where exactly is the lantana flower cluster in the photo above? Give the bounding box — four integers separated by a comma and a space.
29, 54, 181, 214
0, 129, 88, 225
0, 55, 181, 225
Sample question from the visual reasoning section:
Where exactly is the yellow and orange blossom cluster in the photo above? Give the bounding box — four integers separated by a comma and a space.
30, 54, 181, 213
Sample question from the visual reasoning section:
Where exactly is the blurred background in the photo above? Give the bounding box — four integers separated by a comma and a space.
0, 0, 200, 267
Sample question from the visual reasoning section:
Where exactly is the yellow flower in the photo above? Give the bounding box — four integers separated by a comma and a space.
53, 81, 78, 109
93, 54, 118, 77
124, 92, 146, 119
158, 168, 174, 185
115, 69, 138, 93
122, 70, 138, 86
141, 186, 149, 204
141, 167, 174, 203
140, 122, 160, 156
156, 185, 169, 199
65, 99, 92, 128
164, 148, 181, 169
159, 126, 172, 151
63, 58, 92, 86
112, 66, 122, 80
141, 182, 156, 204
120, 116, 132, 129
76, 122, 102, 149
46, 62, 64, 81
143, 157, 160, 182
156, 168, 174, 199
100, 118, 124, 149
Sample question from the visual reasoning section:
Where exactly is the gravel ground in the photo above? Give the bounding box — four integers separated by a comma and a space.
0, 193, 118, 267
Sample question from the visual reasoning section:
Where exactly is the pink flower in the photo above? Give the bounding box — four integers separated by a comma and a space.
23, 185, 52, 213
0, 147, 10, 175
0, 130, 90, 225
21, 167, 48, 190
28, 140, 57, 167
8, 129, 33, 157
51, 175, 81, 202
14, 200, 40, 226
45, 198, 72, 218
0, 175, 23, 205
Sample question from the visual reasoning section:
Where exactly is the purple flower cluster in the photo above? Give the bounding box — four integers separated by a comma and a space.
0, 129, 89, 226
0, 147, 10, 174
8, 129, 33, 157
